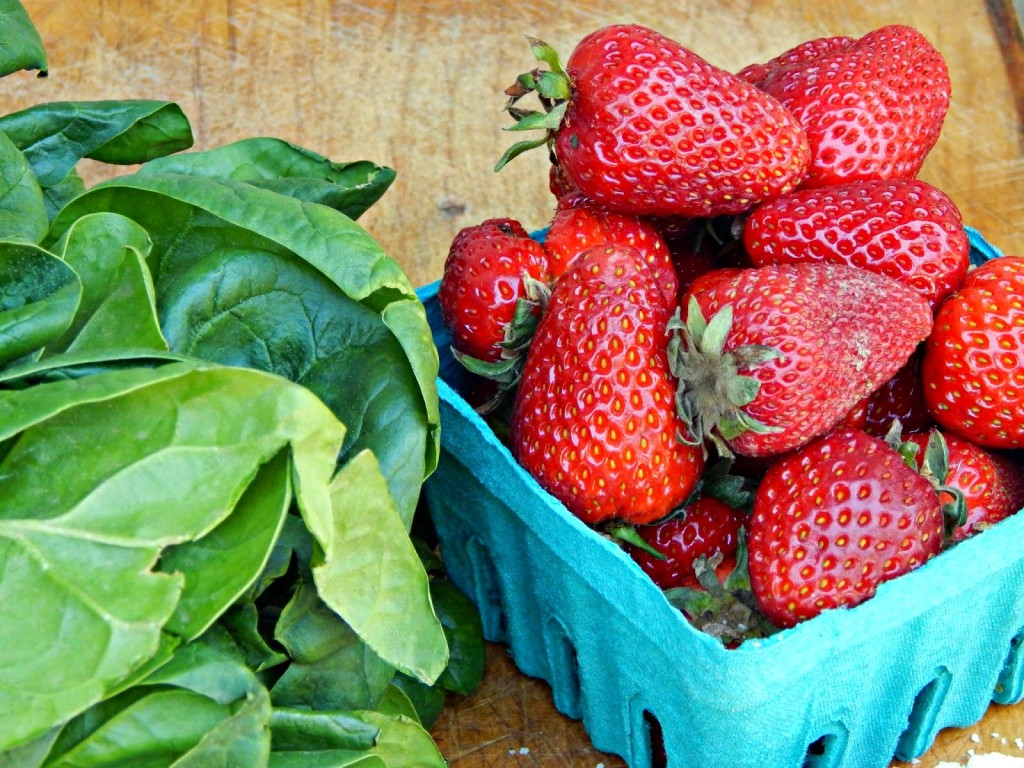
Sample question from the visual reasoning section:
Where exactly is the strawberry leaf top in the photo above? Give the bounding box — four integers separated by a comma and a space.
668, 298, 784, 457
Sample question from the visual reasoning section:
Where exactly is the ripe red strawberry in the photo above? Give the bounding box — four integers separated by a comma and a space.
438, 218, 550, 363
747, 428, 944, 628
737, 36, 855, 86
509, 243, 705, 525
922, 256, 1024, 449
625, 496, 744, 590
743, 179, 970, 310
498, 25, 811, 218
542, 202, 678, 300
673, 263, 933, 457
740, 25, 950, 188
548, 157, 586, 204
864, 348, 934, 436
901, 428, 1024, 542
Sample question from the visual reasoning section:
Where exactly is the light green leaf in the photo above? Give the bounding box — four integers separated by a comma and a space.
43, 638, 272, 768
0, 363, 345, 750
47, 212, 166, 354
159, 449, 292, 641
313, 450, 448, 684
352, 711, 447, 768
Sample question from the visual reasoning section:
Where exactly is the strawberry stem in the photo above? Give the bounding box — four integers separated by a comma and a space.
606, 524, 666, 560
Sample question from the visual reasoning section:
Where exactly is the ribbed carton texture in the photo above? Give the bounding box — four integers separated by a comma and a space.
419, 228, 1024, 768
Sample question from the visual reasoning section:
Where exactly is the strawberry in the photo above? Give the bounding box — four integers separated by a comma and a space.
542, 202, 678, 300
737, 36, 855, 86
922, 255, 1024, 449
747, 428, 944, 628
671, 263, 933, 457
548, 157, 585, 203
742, 179, 970, 310
901, 428, 1024, 542
864, 348, 934, 436
625, 495, 744, 590
509, 243, 705, 525
497, 25, 810, 218
438, 218, 550, 364
741, 25, 950, 187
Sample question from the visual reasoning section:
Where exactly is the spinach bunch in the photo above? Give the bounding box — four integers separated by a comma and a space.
0, 2, 483, 765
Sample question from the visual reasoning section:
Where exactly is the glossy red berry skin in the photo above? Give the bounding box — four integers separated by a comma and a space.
747, 428, 943, 628
543, 202, 678, 301
741, 25, 950, 188
510, 244, 704, 525
627, 497, 744, 590
438, 218, 550, 362
922, 256, 1024, 449
743, 179, 969, 310
902, 429, 1024, 542
553, 24, 810, 218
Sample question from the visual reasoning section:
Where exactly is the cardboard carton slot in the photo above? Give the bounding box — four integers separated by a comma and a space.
994, 628, 1024, 705
894, 667, 953, 761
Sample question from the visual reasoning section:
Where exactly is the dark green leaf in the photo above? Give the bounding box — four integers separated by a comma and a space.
0, 242, 80, 366
0, 100, 193, 187
41, 166, 84, 220
47, 174, 439, 526
389, 675, 445, 730
138, 138, 395, 219
0, 0, 47, 76
218, 602, 289, 674
271, 580, 394, 711
0, 129, 48, 242
270, 751, 385, 768
430, 580, 484, 695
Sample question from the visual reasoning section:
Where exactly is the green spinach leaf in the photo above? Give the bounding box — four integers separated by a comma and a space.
0, 100, 193, 188
0, 241, 80, 366
46, 211, 166, 354
0, 128, 47, 241
0, 0, 46, 77
137, 137, 395, 220
315, 449, 448, 684
48, 173, 439, 527
0, 362, 344, 750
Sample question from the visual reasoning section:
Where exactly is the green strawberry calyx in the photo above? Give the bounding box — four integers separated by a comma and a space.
495, 36, 571, 172
667, 297, 784, 458
663, 532, 779, 647
453, 273, 551, 413
883, 421, 968, 537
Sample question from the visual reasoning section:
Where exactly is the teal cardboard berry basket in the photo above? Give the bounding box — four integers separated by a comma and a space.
417, 228, 1024, 768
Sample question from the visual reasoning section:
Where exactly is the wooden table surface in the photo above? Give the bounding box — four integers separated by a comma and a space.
6, 1, 1023, 766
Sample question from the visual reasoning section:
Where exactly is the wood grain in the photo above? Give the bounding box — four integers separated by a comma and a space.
5, 2, 1024, 766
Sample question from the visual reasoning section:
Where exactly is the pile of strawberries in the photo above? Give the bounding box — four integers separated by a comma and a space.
437, 23, 1024, 640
